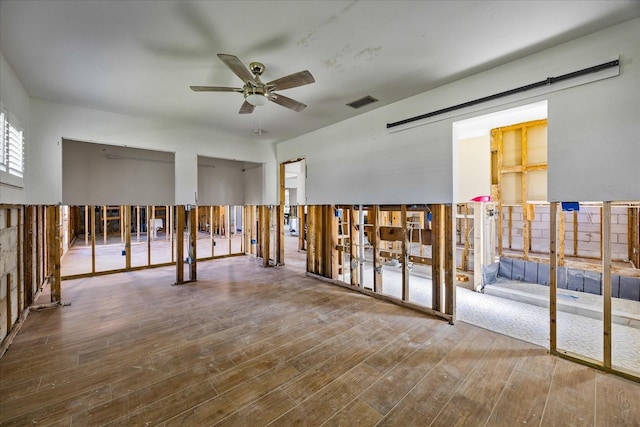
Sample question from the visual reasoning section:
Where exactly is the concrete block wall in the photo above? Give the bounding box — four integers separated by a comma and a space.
497, 257, 640, 302
502, 205, 629, 261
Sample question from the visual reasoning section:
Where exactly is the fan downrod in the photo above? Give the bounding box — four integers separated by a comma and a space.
249, 62, 265, 77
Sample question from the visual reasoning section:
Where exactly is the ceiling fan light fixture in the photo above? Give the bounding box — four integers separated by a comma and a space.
246, 93, 269, 106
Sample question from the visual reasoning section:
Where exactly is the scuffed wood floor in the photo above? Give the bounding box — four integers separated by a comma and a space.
1, 256, 639, 426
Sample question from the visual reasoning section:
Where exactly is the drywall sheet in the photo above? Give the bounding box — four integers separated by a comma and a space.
197, 156, 253, 206
547, 22, 640, 201
62, 139, 175, 205
243, 163, 264, 206
278, 109, 453, 205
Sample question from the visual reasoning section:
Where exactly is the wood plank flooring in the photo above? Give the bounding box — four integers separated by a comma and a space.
1, 256, 639, 426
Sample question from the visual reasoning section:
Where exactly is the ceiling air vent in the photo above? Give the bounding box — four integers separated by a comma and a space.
346, 95, 378, 109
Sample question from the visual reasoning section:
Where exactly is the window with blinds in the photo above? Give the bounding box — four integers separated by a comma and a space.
1, 105, 25, 186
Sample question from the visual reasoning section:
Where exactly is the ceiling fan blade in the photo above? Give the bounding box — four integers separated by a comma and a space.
267, 70, 315, 91
190, 86, 243, 92
270, 93, 307, 112
217, 54, 256, 84
239, 100, 255, 114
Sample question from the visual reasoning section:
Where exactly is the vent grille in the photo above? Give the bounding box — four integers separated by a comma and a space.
346, 95, 378, 109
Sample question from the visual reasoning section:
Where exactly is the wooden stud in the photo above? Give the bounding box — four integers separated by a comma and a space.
432, 204, 442, 312
493, 129, 504, 256
175, 205, 185, 284
602, 202, 612, 368
629, 207, 640, 268
169, 206, 174, 262
84, 205, 89, 246
47, 206, 61, 303
23, 206, 34, 306
401, 204, 409, 301
298, 206, 306, 251
600, 206, 603, 260
278, 163, 286, 266
558, 210, 565, 267
318, 206, 326, 276
445, 204, 455, 320
350, 207, 358, 287
5, 272, 10, 334
262, 206, 271, 268
120, 206, 124, 243
209, 206, 216, 256
240, 205, 245, 253
462, 204, 470, 271
508, 206, 513, 249
189, 208, 197, 281
6, 209, 12, 331
573, 211, 579, 256
136, 205, 140, 242
521, 127, 529, 261
227, 206, 232, 256
330, 206, 339, 280
103, 205, 107, 245
372, 205, 382, 293
147, 206, 151, 266
125, 206, 131, 269
91, 205, 96, 273
549, 202, 558, 354
316, 206, 324, 275
16, 208, 22, 313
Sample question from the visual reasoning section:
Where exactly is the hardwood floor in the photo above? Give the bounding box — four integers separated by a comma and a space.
1, 255, 639, 426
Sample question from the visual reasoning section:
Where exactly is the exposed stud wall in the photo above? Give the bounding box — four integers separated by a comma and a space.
503, 205, 630, 260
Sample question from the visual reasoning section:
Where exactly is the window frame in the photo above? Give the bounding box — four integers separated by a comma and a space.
0, 104, 25, 188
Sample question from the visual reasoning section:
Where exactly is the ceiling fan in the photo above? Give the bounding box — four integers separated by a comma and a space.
190, 54, 315, 114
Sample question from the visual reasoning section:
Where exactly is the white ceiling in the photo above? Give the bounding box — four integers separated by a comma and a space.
2, 1, 639, 145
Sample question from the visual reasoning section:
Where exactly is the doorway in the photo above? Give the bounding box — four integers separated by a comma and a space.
281, 159, 306, 270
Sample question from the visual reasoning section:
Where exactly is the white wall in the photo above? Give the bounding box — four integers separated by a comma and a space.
0, 52, 29, 204
457, 135, 491, 202
28, 99, 278, 205
278, 18, 640, 204
243, 163, 265, 206
197, 156, 253, 206
546, 21, 640, 201
62, 139, 175, 205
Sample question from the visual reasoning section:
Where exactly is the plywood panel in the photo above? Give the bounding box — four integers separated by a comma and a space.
527, 124, 548, 164
502, 129, 522, 168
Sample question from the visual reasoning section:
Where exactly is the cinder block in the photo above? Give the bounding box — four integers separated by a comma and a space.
531, 229, 543, 238
538, 263, 550, 286
499, 257, 512, 279
557, 266, 568, 289
512, 259, 525, 281
618, 214, 628, 225
531, 239, 548, 253
566, 269, 585, 292
612, 243, 628, 260
577, 232, 592, 242
579, 241, 600, 253
611, 224, 627, 234
583, 271, 602, 295
531, 221, 546, 230
580, 223, 601, 233
619, 276, 640, 301
524, 260, 538, 283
